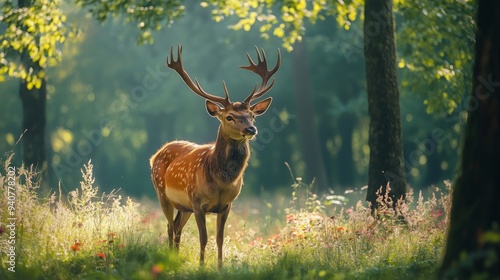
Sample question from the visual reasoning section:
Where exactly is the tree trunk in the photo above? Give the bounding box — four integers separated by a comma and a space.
18, 0, 48, 183
440, 1, 500, 278
364, 0, 407, 211
293, 40, 329, 189
19, 52, 47, 178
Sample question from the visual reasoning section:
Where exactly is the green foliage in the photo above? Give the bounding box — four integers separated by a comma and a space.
0, 0, 75, 89
0, 0, 184, 91
204, 0, 475, 114
398, 0, 476, 115
204, 0, 331, 51
202, 0, 366, 51
0, 155, 450, 279
75, 0, 185, 45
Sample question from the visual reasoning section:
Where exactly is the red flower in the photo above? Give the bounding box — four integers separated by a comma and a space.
0, 226, 6, 234
432, 210, 444, 218
71, 241, 83, 251
96, 252, 106, 259
337, 227, 344, 232
286, 214, 295, 223
151, 264, 164, 276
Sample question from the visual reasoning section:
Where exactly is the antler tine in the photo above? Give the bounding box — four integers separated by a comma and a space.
241, 47, 281, 104
166, 44, 231, 107
222, 81, 230, 104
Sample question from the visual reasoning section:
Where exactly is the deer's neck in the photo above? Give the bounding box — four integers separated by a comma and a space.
207, 127, 250, 185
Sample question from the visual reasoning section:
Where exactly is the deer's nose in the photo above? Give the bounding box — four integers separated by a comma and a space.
245, 126, 257, 135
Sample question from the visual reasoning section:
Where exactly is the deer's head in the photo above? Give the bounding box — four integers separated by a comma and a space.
167, 45, 280, 141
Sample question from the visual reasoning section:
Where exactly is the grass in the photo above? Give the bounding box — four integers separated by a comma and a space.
0, 155, 450, 279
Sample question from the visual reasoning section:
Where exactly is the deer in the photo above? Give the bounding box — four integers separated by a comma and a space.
150, 45, 280, 268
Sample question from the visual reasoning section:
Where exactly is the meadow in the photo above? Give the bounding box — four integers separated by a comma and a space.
0, 155, 450, 279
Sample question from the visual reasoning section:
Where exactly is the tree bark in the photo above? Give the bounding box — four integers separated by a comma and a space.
19, 53, 47, 176
293, 40, 329, 189
364, 0, 407, 211
440, 1, 500, 278
18, 0, 48, 183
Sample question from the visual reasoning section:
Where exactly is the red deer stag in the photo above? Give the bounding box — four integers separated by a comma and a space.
150, 45, 280, 268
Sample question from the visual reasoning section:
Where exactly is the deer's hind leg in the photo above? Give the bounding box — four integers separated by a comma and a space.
157, 197, 175, 248
173, 211, 193, 249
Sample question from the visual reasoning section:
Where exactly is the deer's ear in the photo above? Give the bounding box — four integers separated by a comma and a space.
206, 100, 223, 117
250, 97, 272, 116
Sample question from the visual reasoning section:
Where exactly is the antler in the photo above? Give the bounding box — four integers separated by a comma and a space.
167, 44, 231, 107
241, 47, 281, 104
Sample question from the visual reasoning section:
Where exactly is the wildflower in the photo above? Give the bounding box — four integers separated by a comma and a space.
432, 210, 444, 218
286, 214, 295, 223
250, 237, 262, 246
0, 225, 5, 234
118, 243, 126, 249
151, 264, 164, 276
267, 234, 280, 245
71, 241, 82, 251
337, 227, 344, 232
309, 214, 322, 222
283, 239, 293, 246
96, 252, 106, 259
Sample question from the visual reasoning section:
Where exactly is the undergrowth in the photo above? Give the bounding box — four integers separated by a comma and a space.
0, 155, 450, 279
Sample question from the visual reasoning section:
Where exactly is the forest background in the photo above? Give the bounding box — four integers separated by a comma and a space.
0, 1, 473, 199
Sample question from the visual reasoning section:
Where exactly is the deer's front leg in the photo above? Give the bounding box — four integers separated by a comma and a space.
217, 204, 231, 269
194, 207, 208, 266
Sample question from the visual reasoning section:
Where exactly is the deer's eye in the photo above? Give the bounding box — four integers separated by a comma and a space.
225, 116, 234, 122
